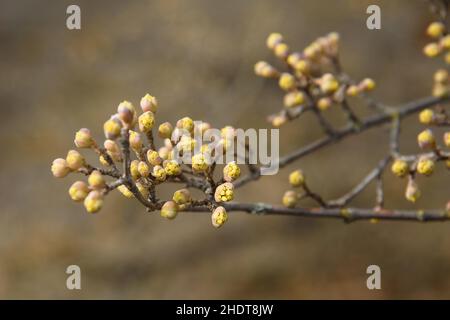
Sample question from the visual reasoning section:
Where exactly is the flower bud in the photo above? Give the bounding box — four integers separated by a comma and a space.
283, 91, 305, 108
427, 22, 445, 38
211, 206, 228, 228
274, 43, 289, 59
164, 160, 181, 176
88, 170, 105, 189
140, 93, 158, 113
346, 85, 360, 97
214, 182, 234, 202
289, 169, 305, 187
176, 117, 194, 132
130, 160, 140, 180
129, 130, 143, 152
419, 109, 435, 125
282, 190, 297, 208
84, 190, 103, 213
118, 185, 134, 198
320, 73, 339, 94
74, 128, 94, 148
359, 78, 376, 91
104, 139, 122, 162
278, 73, 296, 91
152, 165, 167, 182
416, 157, 435, 176
223, 161, 241, 182
254, 61, 278, 78
271, 115, 287, 127
51, 158, 70, 178
287, 52, 301, 67
158, 147, 170, 160
160, 201, 178, 219
117, 101, 136, 125
158, 122, 173, 139
99, 155, 110, 166
220, 126, 235, 139
423, 43, 441, 57
441, 35, 450, 49
69, 181, 89, 202
434, 69, 448, 83
444, 132, 450, 147
317, 97, 332, 111
405, 178, 421, 203
391, 159, 409, 178
138, 161, 150, 177
138, 111, 155, 133
147, 149, 163, 166
66, 150, 85, 171
417, 129, 436, 149
266, 32, 283, 49
173, 188, 191, 205
192, 153, 210, 172
293, 59, 310, 74
103, 117, 122, 140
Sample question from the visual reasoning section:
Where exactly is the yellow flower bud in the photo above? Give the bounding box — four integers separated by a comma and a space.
140, 93, 158, 113
66, 150, 85, 171
418, 109, 435, 125
446, 52, 450, 64
289, 169, 305, 187
287, 52, 301, 67
152, 165, 166, 182
317, 97, 332, 111
271, 115, 287, 127
130, 160, 140, 180
220, 126, 235, 139
192, 153, 210, 172
138, 111, 155, 133
211, 206, 228, 228
51, 158, 70, 178
158, 147, 170, 160
177, 135, 196, 153
176, 117, 194, 132
104, 139, 122, 162
417, 129, 436, 149
441, 35, 450, 49
69, 181, 89, 202
164, 160, 181, 176
427, 22, 445, 38
444, 132, 450, 147
266, 32, 283, 49
223, 161, 241, 182
423, 42, 441, 57
160, 201, 178, 219
254, 61, 278, 78
282, 190, 297, 208
274, 43, 289, 59
74, 128, 94, 148
117, 100, 136, 125
434, 69, 448, 83
433, 82, 449, 97
83, 190, 103, 213
278, 73, 296, 91
88, 170, 105, 189
147, 149, 163, 166
117, 185, 134, 198
294, 61, 309, 75
283, 91, 305, 108
103, 118, 122, 140
129, 130, 143, 152
417, 157, 435, 176
346, 85, 360, 97
158, 122, 173, 139
137, 161, 150, 177
173, 188, 191, 205
391, 159, 409, 178
99, 155, 110, 166
214, 182, 234, 202
359, 78, 376, 91
320, 73, 339, 94
405, 178, 421, 203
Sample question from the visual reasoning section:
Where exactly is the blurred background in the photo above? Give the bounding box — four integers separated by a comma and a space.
0, 0, 449, 299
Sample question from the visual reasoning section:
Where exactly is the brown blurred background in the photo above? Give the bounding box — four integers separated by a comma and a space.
0, 0, 449, 299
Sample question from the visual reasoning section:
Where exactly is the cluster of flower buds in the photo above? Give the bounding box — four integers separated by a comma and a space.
51, 92, 242, 228
254, 32, 376, 127
281, 169, 306, 208
423, 21, 450, 63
